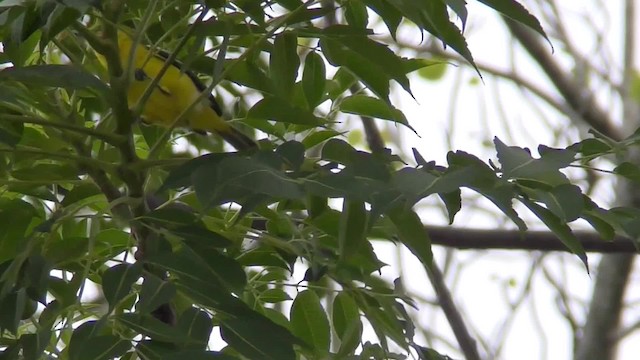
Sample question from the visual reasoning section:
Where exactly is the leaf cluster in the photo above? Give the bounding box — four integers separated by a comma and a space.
0, 0, 634, 359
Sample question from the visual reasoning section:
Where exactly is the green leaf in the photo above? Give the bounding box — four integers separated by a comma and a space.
0, 198, 38, 263
60, 183, 102, 207
136, 340, 235, 360
101, 263, 143, 312
220, 308, 298, 360
115, 313, 194, 344
191, 154, 304, 206
363, 0, 403, 38
0, 65, 109, 95
477, 0, 550, 45
260, 288, 292, 303
302, 51, 326, 108
332, 292, 362, 356
0, 119, 23, 147
137, 273, 176, 315
0, 289, 27, 334
249, 97, 325, 125
494, 137, 574, 186
439, 189, 461, 224
11, 163, 80, 181
176, 308, 213, 349
339, 95, 413, 130
320, 37, 390, 102
386, 0, 478, 73
69, 334, 131, 360
20, 328, 52, 360
339, 199, 368, 260
270, 32, 299, 98
223, 58, 273, 93
582, 198, 616, 241
387, 205, 432, 266
301, 130, 341, 149
574, 138, 612, 157
345, 0, 369, 28
290, 290, 330, 353
144, 247, 239, 305
530, 184, 584, 222
276, 140, 305, 171
445, 0, 468, 29
320, 27, 413, 100
615, 162, 640, 183
195, 18, 266, 36
520, 197, 588, 270
415, 60, 448, 81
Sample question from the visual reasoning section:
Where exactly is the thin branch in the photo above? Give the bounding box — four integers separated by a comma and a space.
425, 261, 482, 360
503, 17, 623, 141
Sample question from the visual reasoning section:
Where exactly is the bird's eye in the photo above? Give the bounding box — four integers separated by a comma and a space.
134, 69, 148, 81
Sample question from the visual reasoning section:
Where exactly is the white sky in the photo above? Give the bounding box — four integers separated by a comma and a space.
373, 1, 640, 359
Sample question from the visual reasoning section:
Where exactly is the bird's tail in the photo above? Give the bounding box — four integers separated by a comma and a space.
218, 127, 257, 151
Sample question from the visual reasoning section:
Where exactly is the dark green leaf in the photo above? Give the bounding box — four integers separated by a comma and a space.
387, 205, 432, 266
478, 0, 550, 45
20, 328, 51, 360
320, 37, 390, 102
530, 184, 584, 222
137, 273, 176, 315
302, 51, 326, 108
0, 65, 109, 95
340, 95, 412, 130
115, 313, 194, 344
615, 162, 640, 183
61, 183, 102, 207
445, 0, 468, 29
176, 308, 213, 349
260, 288, 292, 303
220, 308, 298, 360
69, 334, 131, 360
582, 198, 616, 241
339, 199, 368, 260
439, 189, 461, 224
345, 0, 369, 28
575, 138, 612, 157
332, 292, 362, 356
520, 197, 588, 270
136, 340, 236, 360
144, 247, 239, 305
363, 0, 403, 38
11, 163, 79, 181
0, 119, 23, 147
495, 137, 572, 186
386, 0, 478, 73
0, 289, 26, 334
0, 198, 38, 263
300, 130, 340, 150
222, 58, 273, 93
192, 154, 304, 206
276, 140, 305, 171
195, 19, 266, 36
249, 97, 325, 125
290, 290, 330, 353
101, 263, 143, 312
270, 32, 299, 98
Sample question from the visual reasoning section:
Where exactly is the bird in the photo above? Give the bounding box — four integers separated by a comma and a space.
113, 30, 256, 151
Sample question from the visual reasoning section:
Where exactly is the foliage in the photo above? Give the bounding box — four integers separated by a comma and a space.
0, 0, 637, 359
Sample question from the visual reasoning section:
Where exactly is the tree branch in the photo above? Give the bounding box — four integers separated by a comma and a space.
503, 18, 623, 141
426, 226, 637, 253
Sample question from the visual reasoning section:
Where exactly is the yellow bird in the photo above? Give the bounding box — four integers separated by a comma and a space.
113, 30, 256, 151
